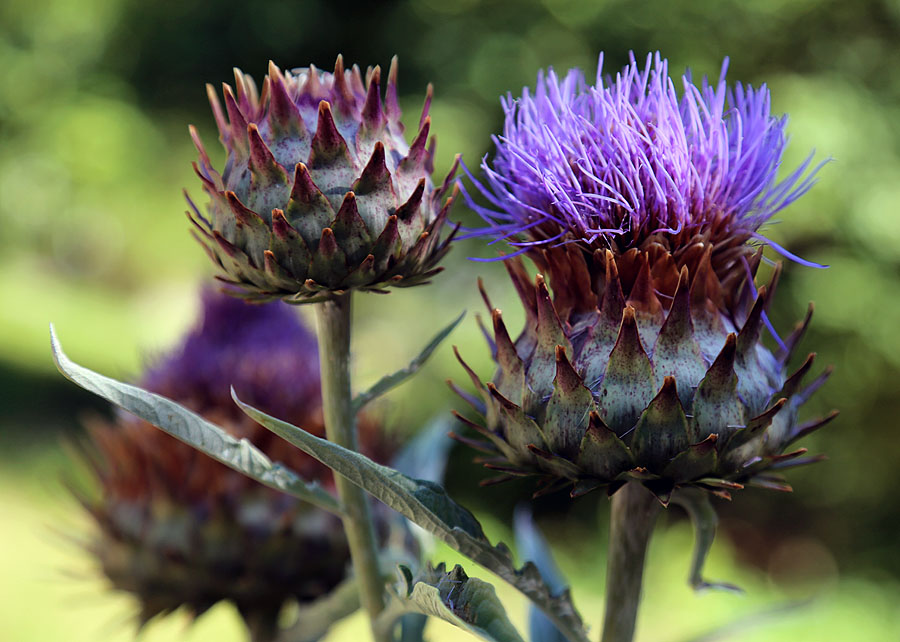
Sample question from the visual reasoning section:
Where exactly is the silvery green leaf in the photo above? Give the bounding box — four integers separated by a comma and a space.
49, 325, 342, 516
353, 312, 465, 413
381, 564, 524, 642
233, 393, 590, 642
671, 488, 742, 593
513, 508, 569, 642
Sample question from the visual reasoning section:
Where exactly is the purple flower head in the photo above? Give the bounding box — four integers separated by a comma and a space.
463, 52, 826, 264
77, 288, 401, 631
141, 288, 320, 422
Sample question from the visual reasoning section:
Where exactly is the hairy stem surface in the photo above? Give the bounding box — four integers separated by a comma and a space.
600, 482, 661, 642
314, 294, 388, 642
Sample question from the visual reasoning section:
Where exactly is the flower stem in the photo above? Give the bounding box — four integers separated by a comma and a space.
314, 293, 388, 642
600, 482, 661, 642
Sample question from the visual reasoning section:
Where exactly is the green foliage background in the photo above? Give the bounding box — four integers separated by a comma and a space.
1, 0, 899, 640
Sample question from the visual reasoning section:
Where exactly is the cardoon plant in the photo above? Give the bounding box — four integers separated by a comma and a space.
57, 56, 504, 642
455, 52, 835, 642
54, 55, 586, 642
74, 291, 396, 642
51, 50, 836, 642
184, 57, 460, 642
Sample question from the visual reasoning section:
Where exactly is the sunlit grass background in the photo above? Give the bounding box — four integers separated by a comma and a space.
2, 0, 900, 640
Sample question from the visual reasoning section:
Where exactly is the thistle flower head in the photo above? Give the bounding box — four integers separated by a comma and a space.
188, 57, 460, 303
464, 52, 824, 270
76, 290, 393, 633
452, 52, 835, 506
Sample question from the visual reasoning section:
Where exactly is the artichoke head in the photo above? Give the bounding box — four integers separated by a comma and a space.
188, 57, 459, 303
73, 292, 396, 636
454, 242, 835, 504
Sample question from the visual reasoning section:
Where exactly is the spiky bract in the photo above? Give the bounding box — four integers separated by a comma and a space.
76, 291, 393, 633
454, 249, 835, 503
188, 57, 459, 303
453, 51, 833, 504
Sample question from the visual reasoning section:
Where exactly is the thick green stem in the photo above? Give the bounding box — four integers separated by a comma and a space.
314, 294, 389, 642
600, 482, 661, 642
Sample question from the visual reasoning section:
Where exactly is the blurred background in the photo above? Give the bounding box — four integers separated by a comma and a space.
2, 0, 899, 640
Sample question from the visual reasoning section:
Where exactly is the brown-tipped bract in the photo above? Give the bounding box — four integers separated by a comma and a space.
453, 247, 833, 504
188, 57, 459, 303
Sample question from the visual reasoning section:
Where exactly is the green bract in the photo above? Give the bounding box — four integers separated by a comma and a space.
454, 247, 836, 504
188, 57, 459, 303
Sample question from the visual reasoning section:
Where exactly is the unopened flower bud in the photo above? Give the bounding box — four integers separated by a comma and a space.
187, 57, 459, 303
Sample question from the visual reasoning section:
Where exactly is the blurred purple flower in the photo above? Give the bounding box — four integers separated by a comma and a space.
77, 289, 396, 632
462, 52, 826, 264
141, 288, 320, 426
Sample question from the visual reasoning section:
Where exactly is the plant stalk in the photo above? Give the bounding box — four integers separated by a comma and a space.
314, 293, 389, 642
600, 482, 661, 642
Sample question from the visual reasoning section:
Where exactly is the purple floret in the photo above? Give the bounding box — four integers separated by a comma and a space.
463, 52, 826, 263
141, 289, 320, 420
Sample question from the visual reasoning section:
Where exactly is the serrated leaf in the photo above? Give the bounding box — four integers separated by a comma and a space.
275, 578, 360, 642
233, 394, 590, 642
49, 325, 342, 516
670, 488, 743, 594
514, 508, 569, 642
353, 312, 465, 413
380, 564, 525, 642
